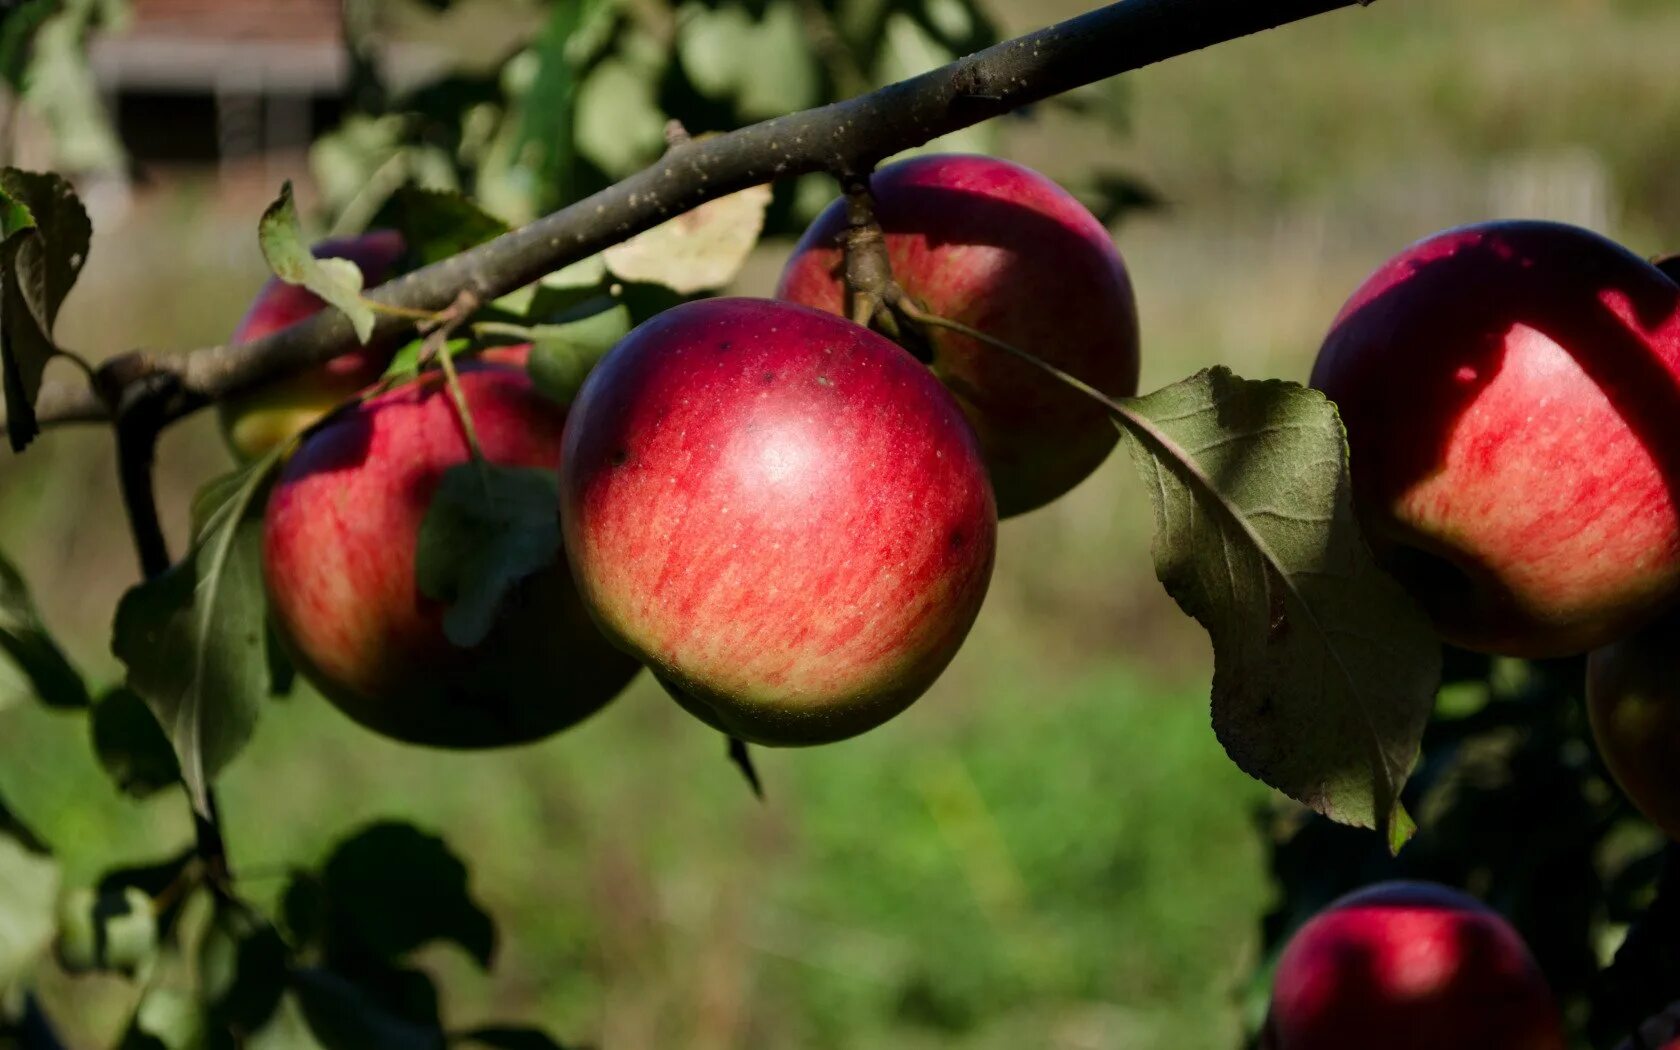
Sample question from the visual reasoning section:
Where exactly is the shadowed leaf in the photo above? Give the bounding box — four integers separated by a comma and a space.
1119, 367, 1438, 849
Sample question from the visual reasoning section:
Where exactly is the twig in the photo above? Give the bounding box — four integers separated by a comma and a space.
13, 0, 1371, 438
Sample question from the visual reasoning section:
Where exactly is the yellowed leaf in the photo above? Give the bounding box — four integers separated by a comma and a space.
603, 183, 772, 294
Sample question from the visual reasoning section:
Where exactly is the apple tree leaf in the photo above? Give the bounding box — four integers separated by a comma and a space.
89, 686, 180, 799
0, 168, 89, 451
603, 182, 771, 295
521, 300, 630, 407
294, 968, 447, 1050
285, 822, 496, 970
416, 464, 561, 649
112, 452, 283, 816
55, 884, 157, 976
1117, 367, 1439, 851
260, 182, 377, 345
0, 545, 87, 709
373, 187, 507, 269
0, 820, 57, 992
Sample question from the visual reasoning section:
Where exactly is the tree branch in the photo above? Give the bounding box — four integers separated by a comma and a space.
20, 0, 1370, 434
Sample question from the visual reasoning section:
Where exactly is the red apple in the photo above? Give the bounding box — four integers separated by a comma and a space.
219, 230, 408, 461
559, 298, 996, 745
263, 362, 639, 747
1310, 220, 1680, 656
1587, 611, 1680, 840
1267, 881, 1566, 1050
777, 154, 1139, 517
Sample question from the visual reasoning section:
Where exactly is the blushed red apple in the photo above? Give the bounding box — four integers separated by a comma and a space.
219, 230, 407, 461
263, 362, 639, 747
559, 298, 996, 745
1587, 611, 1680, 840
777, 154, 1139, 517
1266, 881, 1565, 1050
1310, 220, 1680, 656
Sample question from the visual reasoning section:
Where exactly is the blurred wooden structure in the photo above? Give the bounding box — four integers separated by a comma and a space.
88, 0, 349, 170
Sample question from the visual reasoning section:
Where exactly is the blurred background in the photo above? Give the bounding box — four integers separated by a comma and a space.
1, 0, 1678, 1046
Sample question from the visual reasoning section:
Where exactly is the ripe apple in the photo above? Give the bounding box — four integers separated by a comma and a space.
1587, 611, 1680, 840
777, 153, 1139, 517
219, 230, 408, 461
263, 362, 639, 747
1266, 881, 1566, 1050
1310, 220, 1680, 657
559, 297, 996, 745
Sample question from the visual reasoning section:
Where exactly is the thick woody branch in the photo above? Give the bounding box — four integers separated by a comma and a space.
24, 0, 1370, 433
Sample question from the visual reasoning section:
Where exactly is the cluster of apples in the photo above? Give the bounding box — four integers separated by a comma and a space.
242, 154, 1139, 749
1311, 220, 1680, 846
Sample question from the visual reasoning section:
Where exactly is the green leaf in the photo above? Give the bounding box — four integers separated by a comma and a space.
296, 822, 496, 969
573, 58, 666, 177
0, 828, 57, 991
374, 188, 508, 269
21, 1, 125, 174
0, 0, 55, 91
522, 301, 630, 407
201, 903, 288, 1036
0, 546, 87, 708
677, 3, 755, 99
294, 969, 446, 1050
0, 168, 90, 451
112, 453, 283, 816
90, 687, 181, 799
54, 885, 157, 976
130, 985, 203, 1050
259, 182, 377, 345
415, 464, 561, 649
1118, 367, 1438, 850
735, 1, 819, 121
601, 183, 771, 295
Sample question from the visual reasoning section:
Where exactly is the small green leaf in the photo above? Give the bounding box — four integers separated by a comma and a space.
301, 822, 497, 969
90, 687, 180, 799
201, 903, 288, 1035
0, 825, 57, 991
374, 188, 508, 269
259, 182, 377, 344
735, 1, 819, 120
573, 58, 666, 177
131, 985, 202, 1050
0, 546, 87, 708
0, 168, 90, 451
0, 0, 55, 91
55, 885, 157, 976
294, 969, 446, 1050
1118, 367, 1439, 847
416, 465, 561, 649
602, 183, 771, 295
522, 301, 630, 407
113, 453, 283, 816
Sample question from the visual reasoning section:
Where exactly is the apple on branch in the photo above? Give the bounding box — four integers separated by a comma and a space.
778, 154, 1139, 518
1265, 881, 1566, 1050
263, 360, 640, 747
559, 297, 996, 746
218, 230, 408, 462
1310, 220, 1680, 657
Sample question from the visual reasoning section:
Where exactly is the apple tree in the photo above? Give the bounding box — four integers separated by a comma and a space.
0, 0, 1675, 1047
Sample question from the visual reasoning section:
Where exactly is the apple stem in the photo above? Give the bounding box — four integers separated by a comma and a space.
416, 290, 491, 478
895, 299, 1120, 410
435, 341, 490, 475
838, 175, 936, 363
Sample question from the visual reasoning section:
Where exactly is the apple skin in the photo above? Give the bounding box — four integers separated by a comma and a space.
559, 298, 996, 746
219, 230, 408, 462
263, 362, 640, 748
1587, 611, 1680, 840
1310, 220, 1680, 657
776, 154, 1139, 518
1267, 881, 1566, 1050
